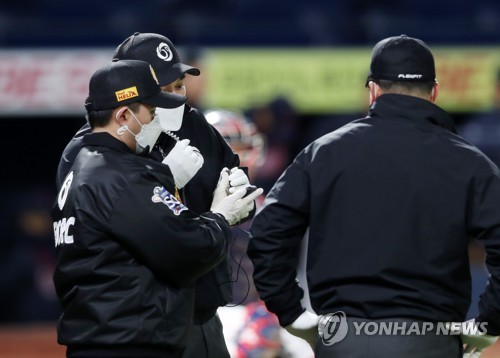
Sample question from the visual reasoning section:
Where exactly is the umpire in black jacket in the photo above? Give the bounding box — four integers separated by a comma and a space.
248, 35, 500, 357
56, 33, 254, 358
52, 59, 262, 357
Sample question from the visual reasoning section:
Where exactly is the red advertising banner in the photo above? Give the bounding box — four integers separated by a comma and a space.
0, 50, 111, 116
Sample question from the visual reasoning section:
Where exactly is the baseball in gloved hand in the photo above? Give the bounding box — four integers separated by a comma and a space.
210, 168, 263, 225
228, 167, 255, 214
228, 167, 250, 193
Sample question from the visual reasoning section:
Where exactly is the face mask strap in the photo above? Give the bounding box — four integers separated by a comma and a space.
116, 107, 144, 137
127, 108, 145, 129
116, 106, 144, 127
117, 125, 131, 136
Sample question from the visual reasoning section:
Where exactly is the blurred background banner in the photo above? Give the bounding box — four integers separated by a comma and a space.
205, 48, 371, 114
0, 50, 110, 116
1, 47, 499, 116
434, 47, 500, 112
207, 47, 500, 113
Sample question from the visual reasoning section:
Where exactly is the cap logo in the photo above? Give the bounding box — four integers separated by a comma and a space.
156, 42, 173, 62
398, 74, 423, 79
115, 86, 139, 101
149, 65, 159, 85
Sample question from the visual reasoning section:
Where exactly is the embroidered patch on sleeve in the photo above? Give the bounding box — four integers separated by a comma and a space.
151, 186, 188, 216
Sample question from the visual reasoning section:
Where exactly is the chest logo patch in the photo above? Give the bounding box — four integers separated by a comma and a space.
151, 186, 187, 216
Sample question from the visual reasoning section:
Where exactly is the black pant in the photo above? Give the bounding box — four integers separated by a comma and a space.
181, 314, 230, 358
67, 345, 179, 357
315, 317, 462, 358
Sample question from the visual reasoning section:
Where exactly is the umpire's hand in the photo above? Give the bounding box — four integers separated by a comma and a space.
448, 319, 498, 357
211, 168, 263, 225
285, 310, 320, 350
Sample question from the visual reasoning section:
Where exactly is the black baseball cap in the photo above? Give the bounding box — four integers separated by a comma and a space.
85, 59, 186, 112
113, 32, 201, 86
365, 34, 436, 87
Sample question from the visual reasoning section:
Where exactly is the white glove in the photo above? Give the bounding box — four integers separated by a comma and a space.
285, 310, 320, 350
228, 167, 255, 214
211, 168, 231, 210
228, 167, 250, 193
211, 168, 263, 225
162, 139, 204, 189
447, 319, 498, 357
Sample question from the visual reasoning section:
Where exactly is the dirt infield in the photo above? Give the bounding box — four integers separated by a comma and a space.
483, 342, 500, 357
0, 324, 65, 357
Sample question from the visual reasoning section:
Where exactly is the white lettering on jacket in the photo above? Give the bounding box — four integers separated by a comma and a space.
58, 171, 73, 210
54, 217, 75, 246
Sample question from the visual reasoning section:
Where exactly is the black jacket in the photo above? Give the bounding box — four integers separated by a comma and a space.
248, 94, 500, 335
52, 132, 231, 351
56, 105, 240, 319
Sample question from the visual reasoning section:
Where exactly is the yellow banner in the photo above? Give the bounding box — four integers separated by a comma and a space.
204, 47, 500, 114
434, 48, 499, 112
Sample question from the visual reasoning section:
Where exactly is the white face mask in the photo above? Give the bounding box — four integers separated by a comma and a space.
156, 104, 185, 132
117, 109, 163, 153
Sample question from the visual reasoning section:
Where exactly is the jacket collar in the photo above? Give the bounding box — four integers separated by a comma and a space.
368, 94, 456, 133
82, 132, 138, 154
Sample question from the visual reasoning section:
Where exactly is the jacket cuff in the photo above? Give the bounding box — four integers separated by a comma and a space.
264, 289, 305, 327
204, 212, 232, 236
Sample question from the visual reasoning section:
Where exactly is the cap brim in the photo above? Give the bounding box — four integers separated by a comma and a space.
142, 92, 187, 109
179, 63, 200, 77
157, 63, 201, 86
365, 76, 372, 88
